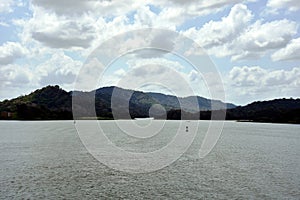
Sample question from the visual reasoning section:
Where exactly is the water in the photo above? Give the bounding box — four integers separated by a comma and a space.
0, 120, 299, 199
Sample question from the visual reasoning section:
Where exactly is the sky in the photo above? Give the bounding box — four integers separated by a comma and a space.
0, 0, 299, 105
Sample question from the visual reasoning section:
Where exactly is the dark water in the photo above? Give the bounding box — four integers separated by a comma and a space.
0, 121, 299, 199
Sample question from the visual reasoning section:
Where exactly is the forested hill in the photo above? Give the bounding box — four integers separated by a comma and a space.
191, 98, 300, 124
0, 85, 299, 124
0, 85, 72, 120
0, 85, 234, 120
225, 98, 300, 123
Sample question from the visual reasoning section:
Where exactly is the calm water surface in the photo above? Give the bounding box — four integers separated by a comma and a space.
0, 120, 299, 199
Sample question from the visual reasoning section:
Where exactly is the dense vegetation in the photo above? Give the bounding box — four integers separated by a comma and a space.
0, 85, 72, 120
1, 85, 299, 124
192, 99, 300, 123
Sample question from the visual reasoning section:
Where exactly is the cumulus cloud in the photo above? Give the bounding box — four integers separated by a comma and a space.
0, 42, 27, 65
31, 0, 144, 17
0, 0, 25, 15
75, 57, 105, 91
30, 0, 255, 30
15, 7, 97, 49
127, 58, 184, 71
0, 64, 33, 100
229, 66, 266, 87
272, 38, 300, 61
154, 0, 254, 20
37, 52, 82, 89
14, 5, 161, 53
183, 4, 298, 61
31, 0, 251, 19
0, 0, 15, 13
102, 57, 211, 98
31, 22, 95, 49
229, 66, 300, 88
0, 65, 31, 86
98, 58, 185, 90
127, 30, 178, 59
0, 21, 9, 27
117, 64, 195, 97
227, 66, 300, 104
267, 0, 300, 12
232, 19, 298, 60
12, 1, 260, 58
184, 4, 253, 48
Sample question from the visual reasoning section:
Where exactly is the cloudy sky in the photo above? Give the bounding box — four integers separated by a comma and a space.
0, 0, 299, 105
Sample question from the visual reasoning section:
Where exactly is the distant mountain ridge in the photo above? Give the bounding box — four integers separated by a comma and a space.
0, 85, 299, 123
225, 98, 300, 123
0, 85, 235, 120
74, 86, 236, 119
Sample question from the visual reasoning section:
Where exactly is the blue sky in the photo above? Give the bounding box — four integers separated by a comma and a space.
0, 0, 299, 105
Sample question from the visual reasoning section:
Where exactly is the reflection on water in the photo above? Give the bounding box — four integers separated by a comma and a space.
0, 121, 299, 199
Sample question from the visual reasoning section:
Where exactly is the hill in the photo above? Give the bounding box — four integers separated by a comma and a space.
190, 98, 300, 124
1, 85, 299, 123
0, 85, 72, 120
225, 99, 300, 123
0, 85, 235, 120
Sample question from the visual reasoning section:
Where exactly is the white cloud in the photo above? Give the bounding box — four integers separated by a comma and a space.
232, 19, 298, 60
227, 66, 300, 104
0, 0, 14, 13
14, 4, 161, 56
31, 0, 250, 19
12, 1, 261, 60
272, 38, 300, 61
75, 57, 105, 91
31, 23, 95, 49
117, 63, 196, 97
184, 4, 253, 48
0, 42, 27, 65
98, 57, 211, 98
267, 0, 300, 12
14, 7, 97, 49
127, 58, 184, 71
0, 65, 31, 86
154, 0, 254, 20
0, 21, 9, 27
229, 66, 266, 87
0, 64, 34, 100
31, 0, 144, 17
183, 4, 298, 61
0, 0, 25, 14
37, 52, 82, 90
229, 66, 300, 88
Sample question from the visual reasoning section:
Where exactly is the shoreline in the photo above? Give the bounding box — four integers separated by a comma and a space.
0, 119, 299, 125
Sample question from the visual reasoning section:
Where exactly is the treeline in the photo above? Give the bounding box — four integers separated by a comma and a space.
166, 98, 300, 124
1, 85, 300, 124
